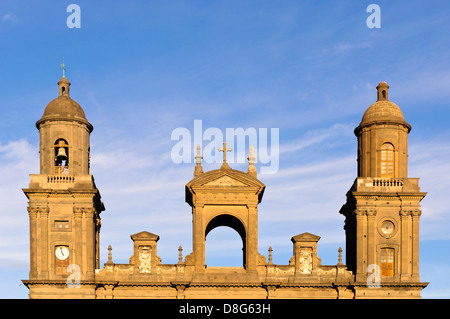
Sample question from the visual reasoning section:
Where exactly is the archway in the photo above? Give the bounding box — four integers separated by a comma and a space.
205, 214, 247, 267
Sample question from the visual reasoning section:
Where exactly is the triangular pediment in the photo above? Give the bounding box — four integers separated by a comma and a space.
203, 175, 248, 187
185, 168, 266, 206
130, 231, 159, 241
291, 232, 321, 243
186, 169, 265, 189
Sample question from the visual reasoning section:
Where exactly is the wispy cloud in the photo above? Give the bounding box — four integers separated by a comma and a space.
320, 42, 372, 57
2, 12, 18, 24
279, 123, 353, 155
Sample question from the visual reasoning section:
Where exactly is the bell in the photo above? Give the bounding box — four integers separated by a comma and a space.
56, 147, 67, 159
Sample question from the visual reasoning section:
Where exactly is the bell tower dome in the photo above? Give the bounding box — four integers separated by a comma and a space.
36, 76, 93, 176
354, 82, 411, 178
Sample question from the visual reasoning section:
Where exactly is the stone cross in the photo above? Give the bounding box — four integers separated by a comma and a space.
195, 145, 202, 164
218, 142, 232, 164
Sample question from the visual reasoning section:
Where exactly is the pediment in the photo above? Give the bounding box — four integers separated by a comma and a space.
186, 169, 265, 189
291, 232, 321, 243
203, 175, 248, 187
130, 231, 160, 242
185, 168, 266, 206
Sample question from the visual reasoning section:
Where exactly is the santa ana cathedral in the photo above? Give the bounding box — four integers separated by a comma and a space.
22, 69, 428, 298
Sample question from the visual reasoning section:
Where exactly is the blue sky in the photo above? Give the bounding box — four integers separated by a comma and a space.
1, 0, 450, 298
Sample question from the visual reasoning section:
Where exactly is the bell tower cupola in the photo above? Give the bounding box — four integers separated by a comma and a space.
35, 74, 93, 176
354, 82, 411, 178
376, 81, 389, 101
58, 76, 70, 97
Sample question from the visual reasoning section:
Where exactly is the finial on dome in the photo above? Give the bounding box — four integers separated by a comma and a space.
57, 58, 71, 97
194, 145, 203, 177
61, 58, 66, 78
376, 81, 389, 101
247, 145, 257, 178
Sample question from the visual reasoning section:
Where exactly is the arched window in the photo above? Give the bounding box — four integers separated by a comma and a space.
380, 143, 394, 178
380, 247, 394, 276
54, 139, 69, 174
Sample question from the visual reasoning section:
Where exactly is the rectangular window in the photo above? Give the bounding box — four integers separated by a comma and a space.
54, 220, 69, 230
381, 162, 387, 175
380, 144, 394, 178
380, 248, 394, 276
388, 163, 393, 175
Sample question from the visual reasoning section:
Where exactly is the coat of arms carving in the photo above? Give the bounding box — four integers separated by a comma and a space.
138, 245, 152, 273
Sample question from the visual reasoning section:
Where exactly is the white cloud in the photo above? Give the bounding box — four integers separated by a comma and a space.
2, 12, 18, 24
279, 123, 353, 155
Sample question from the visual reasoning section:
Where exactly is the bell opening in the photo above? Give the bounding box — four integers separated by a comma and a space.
54, 139, 69, 174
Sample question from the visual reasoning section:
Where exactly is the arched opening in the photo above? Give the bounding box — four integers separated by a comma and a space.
205, 214, 246, 267
380, 143, 394, 178
54, 139, 69, 174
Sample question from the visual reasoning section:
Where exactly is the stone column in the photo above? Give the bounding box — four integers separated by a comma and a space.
400, 210, 412, 280
84, 207, 95, 280
246, 205, 258, 270
40, 207, 49, 278
192, 205, 205, 270
355, 210, 367, 281
367, 210, 377, 269
28, 207, 38, 278
74, 207, 83, 273
411, 210, 421, 280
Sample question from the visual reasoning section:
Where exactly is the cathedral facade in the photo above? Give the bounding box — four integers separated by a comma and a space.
22, 76, 428, 298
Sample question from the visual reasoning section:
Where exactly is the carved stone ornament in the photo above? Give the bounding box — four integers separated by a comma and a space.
299, 248, 313, 274
205, 176, 246, 187
138, 246, 152, 273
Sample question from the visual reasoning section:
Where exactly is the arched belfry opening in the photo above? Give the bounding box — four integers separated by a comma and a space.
54, 139, 69, 174
205, 214, 247, 267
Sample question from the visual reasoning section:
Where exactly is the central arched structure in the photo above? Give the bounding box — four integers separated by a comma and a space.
185, 167, 266, 271
205, 214, 246, 266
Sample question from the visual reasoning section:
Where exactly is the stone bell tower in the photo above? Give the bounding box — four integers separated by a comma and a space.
340, 82, 428, 297
23, 71, 105, 298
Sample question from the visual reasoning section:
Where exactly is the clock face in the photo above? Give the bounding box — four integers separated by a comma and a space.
380, 221, 395, 237
55, 246, 69, 261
